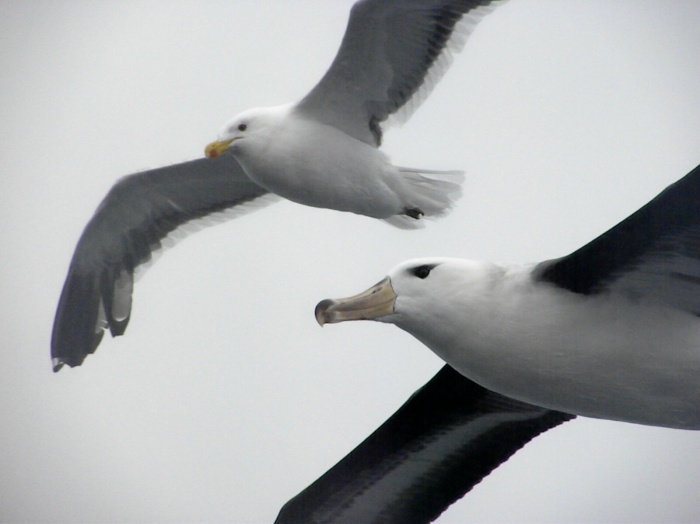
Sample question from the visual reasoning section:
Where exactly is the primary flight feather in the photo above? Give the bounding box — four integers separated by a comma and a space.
51, 0, 502, 371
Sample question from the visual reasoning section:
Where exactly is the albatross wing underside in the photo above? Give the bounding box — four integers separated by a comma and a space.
275, 365, 574, 524
51, 153, 272, 371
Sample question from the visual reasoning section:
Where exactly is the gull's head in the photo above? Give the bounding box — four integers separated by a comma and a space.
315, 258, 488, 328
205, 105, 292, 158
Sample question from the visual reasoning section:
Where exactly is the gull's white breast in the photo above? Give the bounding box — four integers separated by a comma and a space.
232, 111, 403, 219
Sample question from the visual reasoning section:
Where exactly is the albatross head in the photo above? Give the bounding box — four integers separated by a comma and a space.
315, 258, 493, 329
315, 257, 508, 388
204, 104, 292, 158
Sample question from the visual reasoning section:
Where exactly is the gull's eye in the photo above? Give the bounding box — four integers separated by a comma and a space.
238, 123, 247, 132
412, 265, 434, 279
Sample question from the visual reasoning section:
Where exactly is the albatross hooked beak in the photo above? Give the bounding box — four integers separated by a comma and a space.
315, 277, 396, 326
204, 138, 236, 158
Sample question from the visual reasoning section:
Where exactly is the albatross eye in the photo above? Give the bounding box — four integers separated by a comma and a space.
412, 265, 434, 279
238, 123, 247, 132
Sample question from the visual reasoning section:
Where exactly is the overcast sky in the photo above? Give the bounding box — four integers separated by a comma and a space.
2, 1, 700, 522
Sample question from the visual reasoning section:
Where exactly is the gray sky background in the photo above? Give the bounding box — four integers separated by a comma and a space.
2, 1, 700, 522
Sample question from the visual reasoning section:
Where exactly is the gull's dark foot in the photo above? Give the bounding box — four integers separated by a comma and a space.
404, 207, 424, 220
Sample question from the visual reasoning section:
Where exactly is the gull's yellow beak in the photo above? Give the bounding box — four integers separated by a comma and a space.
204, 138, 235, 158
315, 277, 396, 326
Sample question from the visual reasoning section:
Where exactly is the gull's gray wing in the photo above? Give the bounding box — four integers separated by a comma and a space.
275, 365, 574, 524
296, 0, 501, 146
51, 153, 272, 372
536, 163, 700, 314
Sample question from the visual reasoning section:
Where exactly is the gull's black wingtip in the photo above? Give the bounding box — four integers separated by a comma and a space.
52, 358, 65, 373
51, 351, 90, 373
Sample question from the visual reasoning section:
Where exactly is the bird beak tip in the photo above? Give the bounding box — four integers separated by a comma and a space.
315, 299, 335, 327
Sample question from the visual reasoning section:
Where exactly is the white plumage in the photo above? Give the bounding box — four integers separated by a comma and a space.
386, 258, 700, 428
211, 104, 463, 228
317, 163, 700, 430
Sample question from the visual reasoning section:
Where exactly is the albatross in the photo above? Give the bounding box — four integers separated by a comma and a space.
317, 162, 700, 430
280, 156, 700, 522
51, 0, 502, 371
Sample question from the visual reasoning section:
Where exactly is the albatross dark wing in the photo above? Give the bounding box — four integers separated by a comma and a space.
51, 153, 270, 371
296, 0, 500, 146
536, 163, 700, 314
275, 365, 574, 524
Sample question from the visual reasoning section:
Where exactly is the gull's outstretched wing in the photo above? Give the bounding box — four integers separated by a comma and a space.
296, 0, 501, 146
536, 163, 700, 315
275, 365, 574, 524
51, 153, 272, 372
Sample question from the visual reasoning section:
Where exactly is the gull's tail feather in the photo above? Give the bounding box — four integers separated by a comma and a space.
383, 168, 465, 229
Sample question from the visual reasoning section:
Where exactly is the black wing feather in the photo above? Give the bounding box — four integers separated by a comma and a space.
537, 163, 700, 306
275, 365, 574, 524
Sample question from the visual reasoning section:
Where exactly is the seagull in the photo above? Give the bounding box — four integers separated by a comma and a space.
51, 0, 503, 371
275, 364, 572, 524
317, 162, 700, 430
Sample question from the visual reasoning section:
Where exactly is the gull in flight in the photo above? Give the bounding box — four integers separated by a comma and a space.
51, 0, 502, 371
